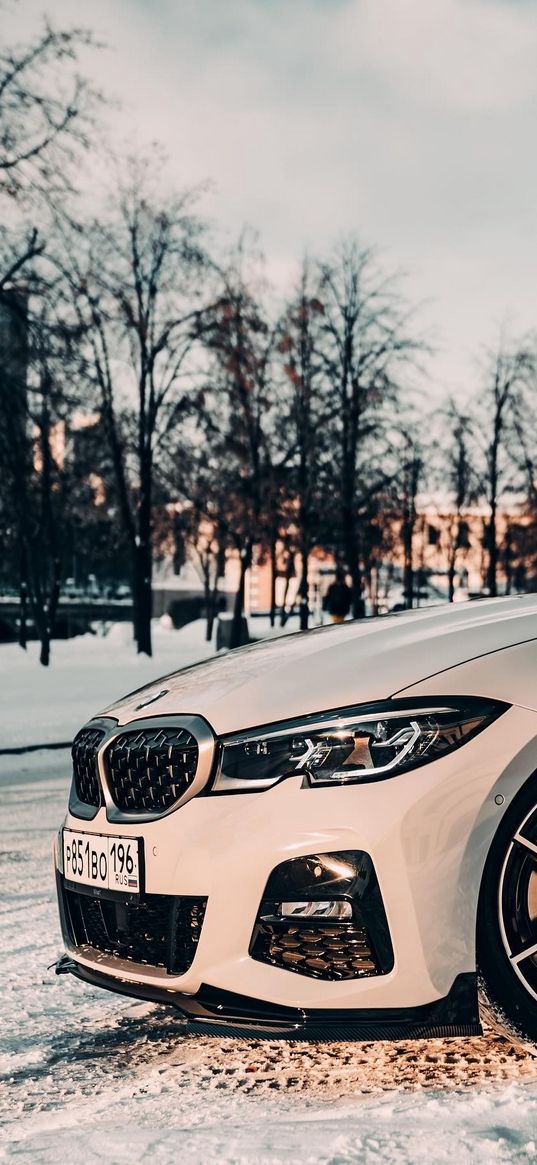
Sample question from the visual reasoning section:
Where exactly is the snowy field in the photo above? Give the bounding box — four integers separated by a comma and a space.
0, 620, 219, 751
2, 749, 537, 1163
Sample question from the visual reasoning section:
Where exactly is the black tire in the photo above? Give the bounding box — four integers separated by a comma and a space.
477, 776, 537, 1043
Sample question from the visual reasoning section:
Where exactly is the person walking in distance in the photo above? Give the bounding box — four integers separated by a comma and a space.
324, 566, 352, 624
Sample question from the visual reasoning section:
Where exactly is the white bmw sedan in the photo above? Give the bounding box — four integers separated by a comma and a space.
54, 596, 537, 1042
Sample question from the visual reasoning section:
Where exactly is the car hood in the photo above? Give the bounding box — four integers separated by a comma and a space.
100, 596, 537, 736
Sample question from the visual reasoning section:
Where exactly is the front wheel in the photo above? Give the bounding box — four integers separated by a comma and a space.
477, 779, 537, 1044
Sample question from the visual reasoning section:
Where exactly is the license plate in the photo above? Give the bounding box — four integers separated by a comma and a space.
63, 829, 141, 894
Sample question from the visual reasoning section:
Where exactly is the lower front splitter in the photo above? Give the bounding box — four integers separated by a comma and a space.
55, 956, 481, 1041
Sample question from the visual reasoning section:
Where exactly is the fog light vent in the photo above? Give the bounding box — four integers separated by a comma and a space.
249, 850, 394, 981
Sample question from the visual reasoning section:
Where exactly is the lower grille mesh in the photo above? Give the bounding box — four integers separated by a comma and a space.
64, 887, 207, 974
252, 919, 377, 980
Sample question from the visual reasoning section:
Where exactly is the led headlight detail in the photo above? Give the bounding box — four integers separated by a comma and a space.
213, 697, 507, 791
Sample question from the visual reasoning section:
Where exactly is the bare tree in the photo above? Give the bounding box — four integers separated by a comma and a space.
202, 239, 274, 649
26, 353, 62, 666
0, 21, 102, 292
0, 17, 104, 661
400, 436, 422, 609
0, 277, 89, 665
275, 260, 326, 629
67, 161, 208, 655
441, 405, 475, 602
172, 451, 229, 643
476, 341, 535, 597
0, 285, 30, 642
0, 22, 100, 201
317, 240, 421, 617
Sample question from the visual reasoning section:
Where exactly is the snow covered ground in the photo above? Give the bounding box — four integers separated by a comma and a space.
2, 749, 537, 1163
0, 620, 218, 751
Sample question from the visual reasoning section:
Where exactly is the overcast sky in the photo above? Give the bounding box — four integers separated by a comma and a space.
9, 0, 537, 398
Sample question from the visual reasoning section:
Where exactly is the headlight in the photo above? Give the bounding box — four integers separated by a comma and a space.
212, 697, 507, 792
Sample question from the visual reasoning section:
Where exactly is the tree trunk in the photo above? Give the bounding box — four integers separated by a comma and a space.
33, 379, 62, 667
486, 507, 498, 597
279, 577, 290, 627
133, 541, 153, 656
298, 544, 310, 631
206, 585, 218, 642
19, 544, 28, 649
269, 534, 277, 628
279, 550, 295, 627
486, 415, 501, 597
447, 514, 461, 603
205, 587, 214, 642
133, 453, 153, 656
205, 566, 219, 643
343, 515, 365, 619
349, 561, 365, 619
202, 562, 212, 642
402, 453, 420, 610
403, 529, 414, 609
39, 629, 51, 667
230, 552, 248, 649
504, 525, 513, 595
340, 466, 365, 619
31, 555, 61, 668
448, 553, 456, 603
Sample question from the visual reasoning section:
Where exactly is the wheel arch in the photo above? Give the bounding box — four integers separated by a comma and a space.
473, 756, 537, 1041
466, 736, 537, 963
453, 730, 537, 977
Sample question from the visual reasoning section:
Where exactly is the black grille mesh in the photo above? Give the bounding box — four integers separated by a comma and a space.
251, 920, 377, 980
72, 727, 105, 807
64, 887, 207, 974
105, 726, 199, 813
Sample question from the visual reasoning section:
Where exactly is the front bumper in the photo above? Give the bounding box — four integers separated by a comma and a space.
55, 953, 480, 1039
54, 705, 537, 1035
